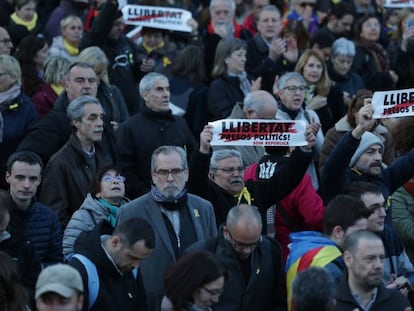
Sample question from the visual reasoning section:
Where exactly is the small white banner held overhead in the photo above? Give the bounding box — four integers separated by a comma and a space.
372, 88, 414, 119
384, 0, 414, 7
209, 119, 308, 147
122, 5, 192, 32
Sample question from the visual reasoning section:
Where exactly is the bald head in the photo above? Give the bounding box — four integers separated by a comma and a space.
243, 90, 277, 119
226, 204, 262, 230
0, 27, 12, 55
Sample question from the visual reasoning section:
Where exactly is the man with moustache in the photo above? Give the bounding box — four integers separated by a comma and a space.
117, 145, 217, 311
188, 123, 316, 230
40, 96, 113, 227
322, 103, 414, 227
335, 230, 412, 311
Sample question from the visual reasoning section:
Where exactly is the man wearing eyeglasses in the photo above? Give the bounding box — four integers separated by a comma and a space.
345, 181, 414, 297
189, 119, 316, 230
186, 204, 286, 311
117, 145, 217, 311
0, 27, 13, 55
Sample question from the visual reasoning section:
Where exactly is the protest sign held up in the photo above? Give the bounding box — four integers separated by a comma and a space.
372, 88, 414, 119
122, 5, 193, 32
210, 119, 308, 147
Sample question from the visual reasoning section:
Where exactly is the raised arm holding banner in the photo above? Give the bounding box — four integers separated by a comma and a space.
372, 88, 414, 119
209, 119, 308, 146
122, 5, 193, 32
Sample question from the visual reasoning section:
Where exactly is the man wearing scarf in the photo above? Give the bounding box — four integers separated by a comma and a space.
117, 145, 217, 311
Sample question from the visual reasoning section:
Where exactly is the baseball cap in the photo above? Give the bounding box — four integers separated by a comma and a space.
35, 264, 84, 299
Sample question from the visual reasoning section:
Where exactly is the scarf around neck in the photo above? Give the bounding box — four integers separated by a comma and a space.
11, 12, 37, 31
0, 84, 21, 143
150, 185, 188, 211
63, 38, 79, 56
97, 198, 120, 227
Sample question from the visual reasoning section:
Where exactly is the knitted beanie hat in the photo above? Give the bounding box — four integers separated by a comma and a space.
349, 132, 384, 168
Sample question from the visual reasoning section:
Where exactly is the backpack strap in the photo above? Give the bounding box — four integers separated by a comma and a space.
71, 254, 99, 310
71, 254, 139, 310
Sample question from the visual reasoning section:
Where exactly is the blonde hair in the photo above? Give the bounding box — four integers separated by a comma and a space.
295, 49, 330, 96
77, 46, 109, 84
60, 15, 83, 33
43, 56, 71, 85
0, 55, 21, 85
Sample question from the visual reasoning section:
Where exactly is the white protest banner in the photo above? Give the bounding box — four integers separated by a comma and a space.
210, 119, 308, 147
122, 5, 192, 32
372, 88, 414, 119
384, 0, 414, 7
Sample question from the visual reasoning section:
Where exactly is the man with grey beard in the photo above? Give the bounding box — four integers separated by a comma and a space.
335, 230, 411, 311
117, 145, 217, 311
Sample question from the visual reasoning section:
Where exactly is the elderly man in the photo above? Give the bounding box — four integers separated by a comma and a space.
117, 145, 217, 311
187, 204, 286, 310
40, 96, 113, 227
0, 27, 12, 55
213, 90, 278, 166
188, 119, 316, 229
18, 62, 118, 166
246, 5, 298, 93
116, 72, 196, 199
336, 230, 411, 311
35, 264, 84, 311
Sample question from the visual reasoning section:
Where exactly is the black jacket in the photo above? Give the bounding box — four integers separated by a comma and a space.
116, 105, 197, 199
70, 220, 147, 311
335, 272, 410, 311
188, 147, 313, 229
187, 235, 287, 311
79, 0, 143, 115
17, 91, 119, 166
245, 34, 296, 93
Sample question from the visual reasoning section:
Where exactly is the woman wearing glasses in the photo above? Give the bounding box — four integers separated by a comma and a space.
275, 71, 324, 191
63, 165, 128, 258
161, 250, 227, 311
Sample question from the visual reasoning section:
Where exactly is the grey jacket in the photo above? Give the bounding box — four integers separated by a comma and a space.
117, 193, 217, 311
49, 36, 78, 63
63, 193, 126, 256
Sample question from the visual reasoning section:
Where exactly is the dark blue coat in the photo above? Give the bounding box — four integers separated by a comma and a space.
8, 200, 63, 265
0, 92, 37, 190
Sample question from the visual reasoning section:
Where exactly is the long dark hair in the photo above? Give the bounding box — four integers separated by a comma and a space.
0, 251, 29, 311
171, 45, 206, 83
14, 34, 48, 96
164, 251, 228, 311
